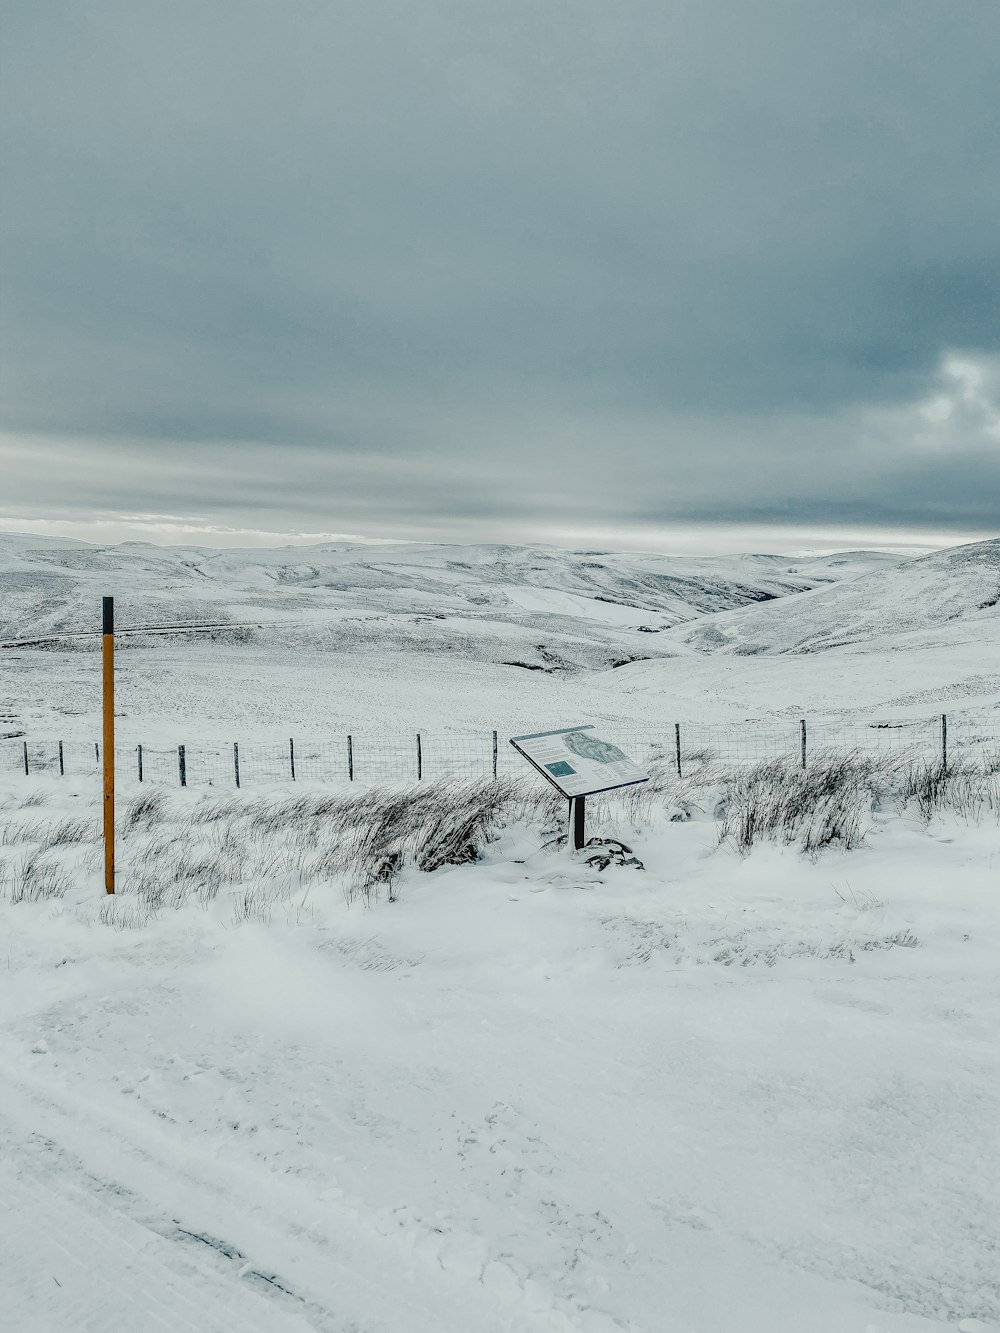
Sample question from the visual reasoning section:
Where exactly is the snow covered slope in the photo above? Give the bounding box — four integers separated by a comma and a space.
658, 539, 1000, 657
0, 534, 899, 653
6, 534, 998, 742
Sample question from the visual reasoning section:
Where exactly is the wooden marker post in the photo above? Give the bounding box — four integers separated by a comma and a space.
102, 596, 115, 894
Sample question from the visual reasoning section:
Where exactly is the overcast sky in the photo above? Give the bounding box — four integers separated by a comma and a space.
1, 0, 998, 552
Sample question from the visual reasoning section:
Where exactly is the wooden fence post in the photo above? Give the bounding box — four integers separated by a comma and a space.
178, 744, 187, 788
347, 734, 354, 782
492, 729, 498, 779
675, 722, 682, 779
22, 740, 28, 776
416, 732, 422, 781
800, 719, 807, 770
941, 713, 948, 774
58, 740, 64, 777
234, 742, 241, 788
137, 744, 143, 783
289, 737, 296, 781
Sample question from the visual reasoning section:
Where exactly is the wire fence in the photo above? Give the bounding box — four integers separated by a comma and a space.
2, 714, 998, 788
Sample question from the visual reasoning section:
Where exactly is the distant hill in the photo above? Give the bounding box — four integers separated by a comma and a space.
0, 535, 901, 672
658, 539, 1000, 656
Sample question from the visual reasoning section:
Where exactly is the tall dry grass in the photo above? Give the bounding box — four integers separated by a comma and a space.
1, 751, 998, 916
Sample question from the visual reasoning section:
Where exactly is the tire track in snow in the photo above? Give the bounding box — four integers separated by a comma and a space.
0, 1053, 588, 1332
0, 1127, 310, 1332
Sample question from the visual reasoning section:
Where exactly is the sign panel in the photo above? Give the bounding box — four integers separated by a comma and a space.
510, 725, 648, 798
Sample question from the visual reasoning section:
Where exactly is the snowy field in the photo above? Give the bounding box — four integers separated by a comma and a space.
1, 535, 997, 752
2, 534, 999, 1331
2, 773, 999, 1332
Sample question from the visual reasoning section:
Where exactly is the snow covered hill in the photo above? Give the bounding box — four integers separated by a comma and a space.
9, 531, 1000, 742
655, 538, 1000, 657
6, 533, 998, 742
0, 534, 900, 655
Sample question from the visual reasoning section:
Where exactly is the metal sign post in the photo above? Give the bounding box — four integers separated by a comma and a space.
102, 596, 115, 894
510, 726, 648, 852
569, 795, 586, 850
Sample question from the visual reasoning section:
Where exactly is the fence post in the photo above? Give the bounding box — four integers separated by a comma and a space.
233, 742, 240, 788
289, 737, 296, 781
941, 713, 948, 774
416, 732, 422, 781
95, 741, 100, 765
58, 740, 64, 777
137, 744, 143, 783
347, 734, 354, 782
675, 722, 682, 779
22, 740, 29, 776
492, 729, 498, 779
800, 719, 807, 770
178, 744, 187, 788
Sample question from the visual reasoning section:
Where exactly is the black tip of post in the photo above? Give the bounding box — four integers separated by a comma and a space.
102, 596, 114, 635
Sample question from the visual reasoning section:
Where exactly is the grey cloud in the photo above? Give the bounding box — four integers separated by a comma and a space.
1, 0, 999, 539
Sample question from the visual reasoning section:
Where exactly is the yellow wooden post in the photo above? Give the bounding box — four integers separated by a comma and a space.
103, 596, 115, 894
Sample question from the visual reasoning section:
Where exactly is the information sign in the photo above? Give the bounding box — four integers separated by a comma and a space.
509, 725, 648, 799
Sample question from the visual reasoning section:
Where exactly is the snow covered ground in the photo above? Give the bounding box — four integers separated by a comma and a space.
2, 533, 999, 1331
4, 620, 999, 772
1, 537, 997, 752
0, 533, 908, 746
2, 775, 999, 1332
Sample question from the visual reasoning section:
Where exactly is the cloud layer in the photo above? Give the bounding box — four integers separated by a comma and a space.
2, 1, 998, 546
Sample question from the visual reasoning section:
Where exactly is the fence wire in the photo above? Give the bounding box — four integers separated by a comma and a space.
2, 713, 996, 789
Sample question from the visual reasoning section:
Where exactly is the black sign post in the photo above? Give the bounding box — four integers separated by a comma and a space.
570, 796, 586, 849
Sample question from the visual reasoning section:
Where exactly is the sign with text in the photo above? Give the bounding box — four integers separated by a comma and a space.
510, 725, 649, 799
